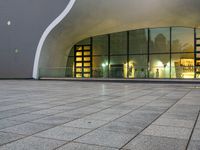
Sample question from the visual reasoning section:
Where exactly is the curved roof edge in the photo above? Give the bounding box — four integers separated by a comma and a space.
33, 0, 200, 79
32, 0, 76, 79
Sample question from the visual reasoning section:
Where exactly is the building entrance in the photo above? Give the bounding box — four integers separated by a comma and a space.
74, 45, 92, 78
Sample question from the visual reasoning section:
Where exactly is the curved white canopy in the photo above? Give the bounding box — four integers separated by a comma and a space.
33, 0, 200, 79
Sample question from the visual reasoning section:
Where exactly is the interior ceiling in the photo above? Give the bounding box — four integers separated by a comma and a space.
35, 0, 200, 78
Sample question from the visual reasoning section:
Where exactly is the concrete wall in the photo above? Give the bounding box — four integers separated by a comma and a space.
0, 0, 69, 78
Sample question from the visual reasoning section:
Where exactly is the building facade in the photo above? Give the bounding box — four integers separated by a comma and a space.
63, 27, 200, 79
1, 0, 200, 79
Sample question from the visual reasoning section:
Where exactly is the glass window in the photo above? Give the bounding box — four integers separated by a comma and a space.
76, 57, 82, 61
84, 63, 90, 67
196, 53, 200, 59
149, 54, 170, 78
196, 29, 200, 50
129, 29, 148, 54
76, 46, 82, 51
171, 53, 194, 79
76, 52, 82, 56
150, 28, 170, 53
84, 74, 90, 78
84, 68, 90, 73
197, 40, 200, 46
76, 68, 82, 73
69, 47, 74, 56
110, 56, 127, 78
110, 32, 127, 55
93, 35, 108, 56
197, 28, 200, 37
129, 55, 148, 78
76, 63, 82, 67
76, 38, 91, 45
76, 73, 82, 78
66, 57, 74, 77
84, 51, 90, 56
197, 47, 200, 52
84, 57, 91, 61
93, 56, 108, 78
83, 46, 91, 50
172, 27, 194, 53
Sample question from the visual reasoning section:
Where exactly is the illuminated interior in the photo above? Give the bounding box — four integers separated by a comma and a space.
66, 27, 200, 79
173, 58, 194, 78
74, 45, 92, 78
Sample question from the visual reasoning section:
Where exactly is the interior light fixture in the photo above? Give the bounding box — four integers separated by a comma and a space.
102, 62, 108, 67
102, 63, 106, 67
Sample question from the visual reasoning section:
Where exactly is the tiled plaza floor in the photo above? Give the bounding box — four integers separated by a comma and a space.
0, 80, 199, 150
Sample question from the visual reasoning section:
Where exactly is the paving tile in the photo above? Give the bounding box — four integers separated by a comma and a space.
100, 108, 132, 115
0, 104, 32, 112
63, 118, 108, 129
89, 101, 120, 109
0, 132, 24, 146
101, 121, 142, 134
55, 110, 90, 118
168, 104, 200, 114
147, 102, 174, 107
153, 118, 195, 128
117, 114, 155, 125
123, 135, 187, 150
0, 119, 23, 130
73, 106, 101, 114
35, 126, 90, 141
31, 115, 76, 125
84, 112, 122, 121
138, 106, 168, 113
0, 136, 65, 150
0, 81, 199, 149
6, 114, 47, 122
142, 125, 192, 140
0, 107, 40, 119
161, 113, 197, 121
76, 129, 134, 148
191, 129, 200, 141
188, 140, 200, 150
0, 101, 22, 107
57, 142, 117, 150
128, 111, 160, 121
110, 104, 139, 111
195, 117, 200, 129
0, 122, 53, 135
51, 105, 82, 111
30, 109, 64, 115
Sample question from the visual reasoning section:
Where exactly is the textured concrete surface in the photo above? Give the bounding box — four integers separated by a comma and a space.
0, 80, 199, 150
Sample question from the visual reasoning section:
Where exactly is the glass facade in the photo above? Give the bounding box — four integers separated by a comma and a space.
66, 27, 200, 79
149, 54, 170, 78
150, 28, 170, 54
171, 53, 194, 78
172, 28, 194, 53
110, 32, 127, 55
129, 29, 148, 54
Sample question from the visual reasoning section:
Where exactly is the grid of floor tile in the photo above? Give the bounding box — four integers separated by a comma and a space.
0, 80, 199, 150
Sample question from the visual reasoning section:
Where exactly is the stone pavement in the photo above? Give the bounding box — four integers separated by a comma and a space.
0, 80, 199, 150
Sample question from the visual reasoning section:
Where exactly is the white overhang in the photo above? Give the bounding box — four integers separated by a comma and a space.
33, 0, 200, 79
